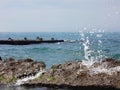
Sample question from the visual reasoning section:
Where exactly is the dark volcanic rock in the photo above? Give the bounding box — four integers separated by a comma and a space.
0, 58, 45, 84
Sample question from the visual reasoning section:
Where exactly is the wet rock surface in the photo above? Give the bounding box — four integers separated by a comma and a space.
0, 58, 45, 84
25, 58, 120, 89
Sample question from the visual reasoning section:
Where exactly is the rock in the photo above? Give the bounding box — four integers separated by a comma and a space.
0, 58, 45, 84
0, 56, 2, 60
25, 58, 120, 89
23, 58, 34, 62
1, 58, 120, 89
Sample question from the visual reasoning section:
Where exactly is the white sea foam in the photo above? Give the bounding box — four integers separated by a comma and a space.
89, 64, 120, 75
15, 70, 45, 86
57, 42, 60, 45
82, 59, 96, 68
81, 59, 120, 76
64, 40, 79, 43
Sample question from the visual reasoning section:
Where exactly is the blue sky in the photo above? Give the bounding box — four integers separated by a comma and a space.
0, 0, 120, 32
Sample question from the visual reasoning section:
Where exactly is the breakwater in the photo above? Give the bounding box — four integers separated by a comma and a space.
0, 39, 64, 45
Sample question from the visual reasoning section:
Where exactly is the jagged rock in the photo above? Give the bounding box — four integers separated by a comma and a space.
0, 58, 45, 84
1, 58, 120, 89
25, 58, 120, 89
0, 56, 2, 60
23, 58, 33, 62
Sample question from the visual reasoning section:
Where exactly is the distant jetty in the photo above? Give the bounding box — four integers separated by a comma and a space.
0, 38, 64, 45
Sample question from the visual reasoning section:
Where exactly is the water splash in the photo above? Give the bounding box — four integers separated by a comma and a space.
83, 37, 91, 60
79, 29, 106, 67
78, 29, 120, 75
15, 70, 45, 86
89, 61, 120, 75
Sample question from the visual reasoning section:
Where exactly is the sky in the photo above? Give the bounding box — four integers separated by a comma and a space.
0, 0, 120, 32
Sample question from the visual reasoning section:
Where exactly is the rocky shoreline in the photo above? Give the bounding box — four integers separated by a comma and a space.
0, 58, 45, 84
0, 58, 120, 89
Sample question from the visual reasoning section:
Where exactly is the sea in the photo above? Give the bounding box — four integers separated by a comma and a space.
0, 32, 120, 90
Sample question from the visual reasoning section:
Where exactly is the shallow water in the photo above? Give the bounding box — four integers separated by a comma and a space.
0, 85, 71, 90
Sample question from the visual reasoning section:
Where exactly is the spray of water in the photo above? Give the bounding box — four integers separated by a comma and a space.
89, 64, 120, 75
78, 29, 119, 75
79, 29, 105, 60
15, 70, 45, 86
79, 30, 97, 67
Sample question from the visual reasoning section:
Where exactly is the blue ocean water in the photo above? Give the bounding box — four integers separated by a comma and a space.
0, 32, 120, 90
0, 32, 120, 68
